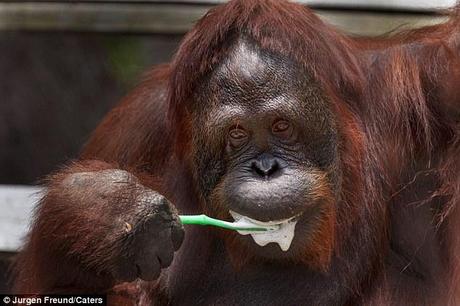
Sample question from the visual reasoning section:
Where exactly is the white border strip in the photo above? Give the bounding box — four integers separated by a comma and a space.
0, 185, 42, 252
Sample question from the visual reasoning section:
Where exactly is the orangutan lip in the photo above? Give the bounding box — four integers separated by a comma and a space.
229, 211, 301, 251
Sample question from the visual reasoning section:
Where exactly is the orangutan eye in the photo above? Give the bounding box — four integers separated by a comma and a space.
272, 120, 293, 139
228, 127, 248, 148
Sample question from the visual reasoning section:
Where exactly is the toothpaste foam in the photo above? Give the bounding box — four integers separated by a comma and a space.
230, 211, 298, 251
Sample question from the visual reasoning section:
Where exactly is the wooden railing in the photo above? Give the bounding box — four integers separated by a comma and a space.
0, 1, 449, 35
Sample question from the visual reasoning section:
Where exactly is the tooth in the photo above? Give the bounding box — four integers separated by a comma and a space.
229, 211, 298, 251
230, 211, 242, 221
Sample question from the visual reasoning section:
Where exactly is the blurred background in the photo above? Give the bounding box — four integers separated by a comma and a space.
0, 0, 456, 292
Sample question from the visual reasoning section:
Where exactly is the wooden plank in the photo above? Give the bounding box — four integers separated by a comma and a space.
0, 2, 447, 35
320, 11, 447, 37
0, 3, 208, 34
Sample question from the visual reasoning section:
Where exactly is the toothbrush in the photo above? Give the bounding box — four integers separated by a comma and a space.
179, 214, 279, 232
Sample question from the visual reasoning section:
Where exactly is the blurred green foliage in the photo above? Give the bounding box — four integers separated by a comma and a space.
103, 36, 148, 88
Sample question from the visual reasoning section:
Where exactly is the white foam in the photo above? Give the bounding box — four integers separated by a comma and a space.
229, 211, 299, 251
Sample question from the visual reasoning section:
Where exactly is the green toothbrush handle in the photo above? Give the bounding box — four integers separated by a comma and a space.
179, 214, 267, 231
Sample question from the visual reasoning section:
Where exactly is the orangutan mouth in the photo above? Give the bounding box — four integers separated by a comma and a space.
229, 211, 300, 251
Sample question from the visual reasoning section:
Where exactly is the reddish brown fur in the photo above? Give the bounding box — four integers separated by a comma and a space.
300, 172, 336, 270
13, 0, 459, 305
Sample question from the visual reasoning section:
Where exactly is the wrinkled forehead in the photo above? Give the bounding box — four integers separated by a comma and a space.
192, 37, 331, 130
207, 38, 306, 107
